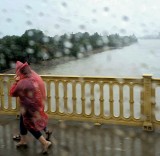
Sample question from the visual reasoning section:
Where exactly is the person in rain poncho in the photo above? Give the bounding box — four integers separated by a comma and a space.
10, 61, 52, 154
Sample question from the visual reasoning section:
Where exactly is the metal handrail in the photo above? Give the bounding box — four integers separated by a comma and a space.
1, 74, 160, 131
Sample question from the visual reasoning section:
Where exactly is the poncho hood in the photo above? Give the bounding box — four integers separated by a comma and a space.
15, 61, 31, 76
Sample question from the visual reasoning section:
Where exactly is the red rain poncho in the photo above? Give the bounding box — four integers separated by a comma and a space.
10, 61, 48, 131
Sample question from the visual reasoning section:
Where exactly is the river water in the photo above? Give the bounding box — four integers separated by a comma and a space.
47, 39, 160, 78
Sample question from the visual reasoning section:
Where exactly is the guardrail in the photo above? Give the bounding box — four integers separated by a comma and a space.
0, 74, 160, 131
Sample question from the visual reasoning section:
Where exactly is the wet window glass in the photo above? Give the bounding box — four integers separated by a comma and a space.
1, 1, 160, 156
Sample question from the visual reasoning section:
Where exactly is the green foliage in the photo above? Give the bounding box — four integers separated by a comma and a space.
0, 29, 138, 72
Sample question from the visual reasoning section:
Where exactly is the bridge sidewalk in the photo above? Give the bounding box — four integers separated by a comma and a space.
0, 115, 160, 156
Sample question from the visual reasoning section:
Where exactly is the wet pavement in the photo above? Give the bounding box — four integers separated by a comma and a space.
0, 115, 160, 156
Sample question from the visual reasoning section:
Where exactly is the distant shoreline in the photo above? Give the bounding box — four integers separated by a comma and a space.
3, 47, 110, 74
2, 45, 131, 75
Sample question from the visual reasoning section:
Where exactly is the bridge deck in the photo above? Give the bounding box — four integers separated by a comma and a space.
0, 115, 160, 156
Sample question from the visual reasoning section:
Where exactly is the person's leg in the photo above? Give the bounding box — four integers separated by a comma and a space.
29, 129, 42, 140
29, 129, 52, 154
39, 135, 52, 154
13, 126, 52, 141
43, 127, 52, 141
16, 115, 28, 147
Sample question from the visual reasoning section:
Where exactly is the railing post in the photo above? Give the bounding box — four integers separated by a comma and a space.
142, 74, 153, 131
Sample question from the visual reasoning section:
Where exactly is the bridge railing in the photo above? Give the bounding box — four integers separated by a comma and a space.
0, 74, 160, 131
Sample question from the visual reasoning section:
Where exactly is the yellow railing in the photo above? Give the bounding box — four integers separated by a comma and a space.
1, 74, 160, 131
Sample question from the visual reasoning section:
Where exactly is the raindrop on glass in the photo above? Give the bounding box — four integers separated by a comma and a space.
27, 30, 34, 36
43, 37, 49, 43
6, 18, 12, 23
29, 40, 35, 46
122, 16, 129, 22
39, 12, 44, 17
2, 9, 7, 13
54, 24, 60, 29
64, 49, 70, 55
62, 2, 67, 7
92, 19, 97, 23
104, 7, 109, 12
26, 21, 32, 26
25, 5, 32, 10
27, 48, 34, 54
92, 9, 96, 13
79, 25, 85, 30
119, 28, 126, 34
64, 41, 73, 48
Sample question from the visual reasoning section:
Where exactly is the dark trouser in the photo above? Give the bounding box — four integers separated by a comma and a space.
20, 115, 42, 140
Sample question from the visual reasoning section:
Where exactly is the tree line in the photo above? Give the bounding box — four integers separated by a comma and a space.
0, 29, 137, 72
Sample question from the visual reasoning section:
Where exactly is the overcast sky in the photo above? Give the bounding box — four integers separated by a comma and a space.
0, 0, 160, 38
